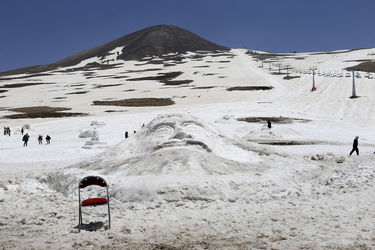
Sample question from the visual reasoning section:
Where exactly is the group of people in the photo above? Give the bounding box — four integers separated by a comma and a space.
124, 130, 137, 139
23, 133, 51, 147
3, 127, 11, 136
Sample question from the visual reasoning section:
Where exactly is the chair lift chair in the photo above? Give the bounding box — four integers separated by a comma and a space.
78, 176, 111, 231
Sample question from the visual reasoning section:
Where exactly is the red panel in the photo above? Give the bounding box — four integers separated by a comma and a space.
82, 198, 107, 206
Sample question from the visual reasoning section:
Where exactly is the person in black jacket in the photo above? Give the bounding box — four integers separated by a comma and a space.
23, 133, 30, 147
349, 136, 359, 155
267, 120, 272, 129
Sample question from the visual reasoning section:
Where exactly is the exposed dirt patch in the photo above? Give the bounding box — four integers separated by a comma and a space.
127, 72, 183, 82
227, 86, 273, 91
127, 72, 192, 86
124, 89, 135, 92
93, 98, 175, 107
257, 140, 319, 146
4, 106, 87, 119
66, 91, 89, 95
310, 48, 363, 55
70, 83, 86, 87
193, 65, 210, 68
104, 110, 127, 113
0, 82, 53, 88
126, 68, 162, 73
0, 96, 5, 98
163, 80, 193, 86
53, 97, 67, 100
346, 61, 375, 73
283, 75, 301, 80
0, 90, 8, 93
0, 73, 52, 81
93, 84, 122, 89
237, 116, 310, 124
192, 86, 215, 89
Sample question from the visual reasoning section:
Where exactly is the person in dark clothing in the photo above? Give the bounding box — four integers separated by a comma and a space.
267, 120, 272, 129
7, 127, 11, 136
38, 135, 43, 144
125, 131, 128, 139
134, 130, 136, 134
21, 128, 24, 135
45, 135, 51, 144
349, 136, 359, 155
23, 133, 30, 147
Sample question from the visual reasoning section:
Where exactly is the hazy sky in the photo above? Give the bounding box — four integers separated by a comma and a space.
1, 0, 374, 72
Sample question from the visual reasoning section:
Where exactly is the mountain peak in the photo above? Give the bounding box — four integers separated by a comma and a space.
0, 25, 228, 76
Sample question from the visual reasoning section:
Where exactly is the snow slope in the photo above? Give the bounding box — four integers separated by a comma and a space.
0, 48, 375, 249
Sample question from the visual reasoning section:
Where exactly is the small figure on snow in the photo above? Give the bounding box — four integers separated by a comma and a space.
38, 135, 43, 144
125, 131, 128, 139
3, 127, 7, 135
267, 120, 272, 129
349, 136, 359, 156
6, 127, 11, 136
23, 133, 30, 147
21, 127, 24, 135
45, 135, 51, 144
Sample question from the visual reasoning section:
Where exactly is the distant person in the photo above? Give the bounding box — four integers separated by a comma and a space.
349, 136, 359, 155
23, 133, 30, 147
125, 131, 128, 139
21, 128, 24, 135
7, 127, 11, 136
38, 135, 43, 144
134, 130, 136, 134
45, 135, 51, 144
3, 127, 7, 135
267, 120, 272, 129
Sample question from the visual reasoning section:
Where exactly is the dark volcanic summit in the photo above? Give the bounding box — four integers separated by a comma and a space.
0, 25, 228, 76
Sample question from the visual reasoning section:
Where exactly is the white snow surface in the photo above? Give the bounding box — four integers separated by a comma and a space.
0, 49, 375, 249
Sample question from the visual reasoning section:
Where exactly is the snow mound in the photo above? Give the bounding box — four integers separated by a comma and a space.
46, 113, 265, 202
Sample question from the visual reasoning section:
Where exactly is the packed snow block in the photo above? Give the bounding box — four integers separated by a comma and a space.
91, 131, 99, 141
78, 130, 95, 138
90, 120, 106, 127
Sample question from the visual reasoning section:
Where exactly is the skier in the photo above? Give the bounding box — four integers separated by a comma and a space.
45, 135, 51, 144
125, 131, 128, 139
38, 135, 43, 144
267, 120, 272, 129
349, 136, 359, 155
22, 133, 30, 147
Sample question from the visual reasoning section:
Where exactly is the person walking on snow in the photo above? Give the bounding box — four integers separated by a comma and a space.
6, 127, 11, 136
38, 135, 43, 144
349, 136, 359, 155
23, 133, 30, 147
21, 127, 24, 135
45, 135, 51, 144
267, 120, 272, 129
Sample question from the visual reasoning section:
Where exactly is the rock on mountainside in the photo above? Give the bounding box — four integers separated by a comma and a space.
0, 25, 229, 76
